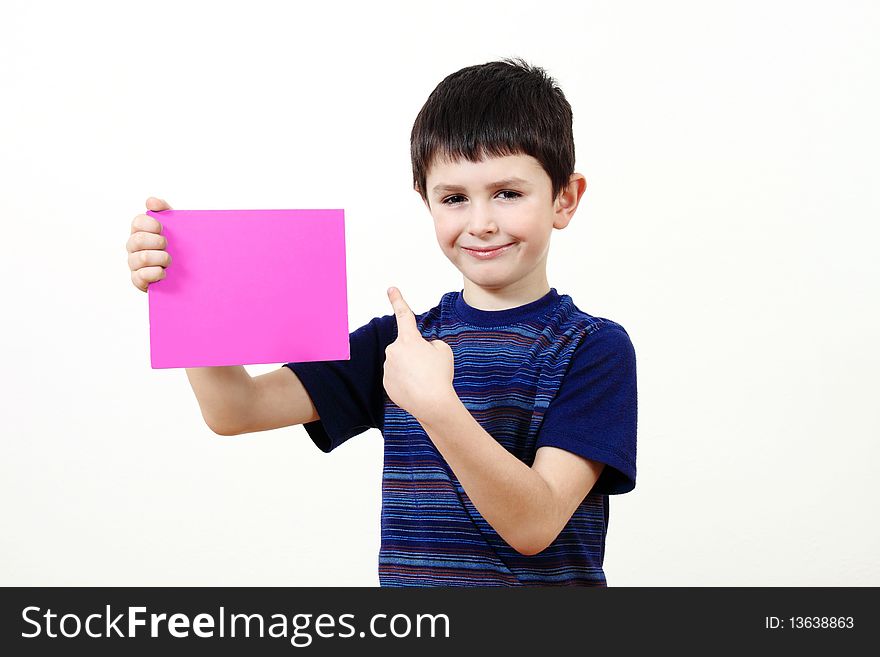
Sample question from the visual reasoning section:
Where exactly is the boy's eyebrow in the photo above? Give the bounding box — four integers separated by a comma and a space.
431, 177, 531, 195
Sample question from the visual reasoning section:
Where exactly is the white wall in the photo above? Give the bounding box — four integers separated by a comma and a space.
1, 0, 877, 586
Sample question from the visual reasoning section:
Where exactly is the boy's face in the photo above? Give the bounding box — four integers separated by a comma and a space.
423, 152, 582, 305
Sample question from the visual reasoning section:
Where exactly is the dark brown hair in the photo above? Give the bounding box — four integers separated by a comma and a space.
411, 57, 575, 207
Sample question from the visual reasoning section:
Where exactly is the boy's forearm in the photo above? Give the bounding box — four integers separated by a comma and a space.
184, 366, 254, 435
418, 395, 558, 555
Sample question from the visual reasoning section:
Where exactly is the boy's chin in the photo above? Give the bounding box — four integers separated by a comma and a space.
459, 272, 517, 291
448, 257, 519, 289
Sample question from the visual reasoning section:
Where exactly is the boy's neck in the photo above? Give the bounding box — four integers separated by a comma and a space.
461, 274, 552, 311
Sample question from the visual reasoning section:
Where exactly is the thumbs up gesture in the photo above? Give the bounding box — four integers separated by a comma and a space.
383, 287, 456, 424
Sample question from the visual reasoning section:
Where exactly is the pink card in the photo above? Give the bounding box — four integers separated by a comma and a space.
145, 209, 349, 369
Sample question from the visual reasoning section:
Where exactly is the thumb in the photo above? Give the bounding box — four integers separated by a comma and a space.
146, 196, 172, 212
388, 287, 419, 339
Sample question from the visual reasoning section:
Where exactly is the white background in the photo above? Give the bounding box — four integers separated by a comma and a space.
1, 0, 877, 586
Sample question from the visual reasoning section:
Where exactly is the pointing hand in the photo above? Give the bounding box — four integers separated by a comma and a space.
383, 287, 456, 424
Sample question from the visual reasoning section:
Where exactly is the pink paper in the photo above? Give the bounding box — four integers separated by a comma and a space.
146, 209, 349, 369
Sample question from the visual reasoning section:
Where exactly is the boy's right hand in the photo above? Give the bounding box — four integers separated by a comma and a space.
127, 197, 173, 293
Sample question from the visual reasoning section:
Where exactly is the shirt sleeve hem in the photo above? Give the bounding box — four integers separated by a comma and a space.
282, 362, 354, 453
535, 438, 636, 495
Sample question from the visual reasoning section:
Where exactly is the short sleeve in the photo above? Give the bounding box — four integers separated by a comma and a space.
535, 322, 638, 495
283, 314, 396, 453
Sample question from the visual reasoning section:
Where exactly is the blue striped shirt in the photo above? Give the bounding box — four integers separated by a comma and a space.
285, 288, 637, 586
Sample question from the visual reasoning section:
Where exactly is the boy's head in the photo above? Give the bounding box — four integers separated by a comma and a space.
410, 57, 586, 305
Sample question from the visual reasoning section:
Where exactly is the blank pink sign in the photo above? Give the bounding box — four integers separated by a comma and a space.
146, 209, 349, 369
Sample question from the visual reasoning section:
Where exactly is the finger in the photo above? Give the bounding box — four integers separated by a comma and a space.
130, 213, 164, 236
131, 267, 166, 292
387, 287, 419, 338
128, 249, 172, 272
126, 230, 167, 254
146, 196, 172, 212
430, 338, 453, 355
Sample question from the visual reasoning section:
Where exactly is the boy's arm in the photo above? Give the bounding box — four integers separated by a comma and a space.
187, 366, 318, 436
420, 400, 604, 556
234, 367, 319, 435
185, 366, 254, 435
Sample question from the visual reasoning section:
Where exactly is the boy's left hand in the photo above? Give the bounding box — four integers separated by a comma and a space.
383, 287, 456, 424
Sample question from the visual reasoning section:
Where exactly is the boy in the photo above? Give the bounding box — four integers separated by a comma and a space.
126, 57, 637, 586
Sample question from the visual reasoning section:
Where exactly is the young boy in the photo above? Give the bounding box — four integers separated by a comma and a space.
126, 57, 637, 586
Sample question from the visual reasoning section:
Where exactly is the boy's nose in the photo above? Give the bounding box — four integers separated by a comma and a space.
466, 209, 498, 235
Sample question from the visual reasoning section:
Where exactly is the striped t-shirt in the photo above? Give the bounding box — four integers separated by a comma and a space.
284, 287, 637, 586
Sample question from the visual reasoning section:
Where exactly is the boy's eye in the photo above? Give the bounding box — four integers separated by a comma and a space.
442, 194, 467, 205
441, 191, 521, 205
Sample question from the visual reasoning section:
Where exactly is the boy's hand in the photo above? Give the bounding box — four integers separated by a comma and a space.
126, 197, 173, 292
383, 287, 457, 425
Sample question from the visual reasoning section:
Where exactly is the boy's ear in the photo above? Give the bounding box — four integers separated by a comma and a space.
553, 173, 587, 229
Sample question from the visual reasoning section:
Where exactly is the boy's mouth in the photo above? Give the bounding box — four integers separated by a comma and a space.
461, 242, 516, 259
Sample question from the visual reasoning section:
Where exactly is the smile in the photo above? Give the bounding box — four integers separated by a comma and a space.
461, 243, 516, 260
